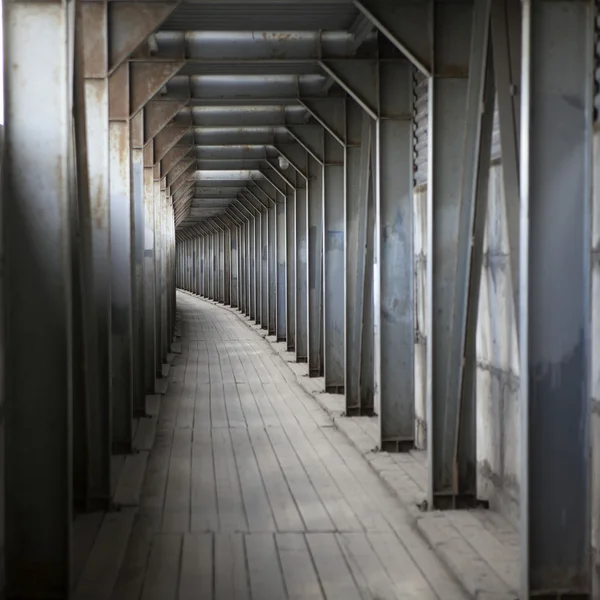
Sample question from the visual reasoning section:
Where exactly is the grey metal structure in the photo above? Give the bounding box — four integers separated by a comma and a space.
1, 0, 597, 598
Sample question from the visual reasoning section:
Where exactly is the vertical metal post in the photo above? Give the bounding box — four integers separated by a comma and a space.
143, 146, 156, 394
269, 202, 277, 334
324, 120, 346, 393
250, 212, 258, 320
160, 191, 169, 359
204, 234, 209, 299
231, 224, 238, 306
131, 109, 146, 415
109, 63, 133, 453
286, 183, 296, 349
345, 102, 375, 415
154, 180, 163, 373
375, 60, 415, 451
254, 209, 262, 324
276, 194, 287, 341
5, 4, 73, 595
224, 226, 231, 305
261, 206, 269, 328
426, 1, 474, 507
520, 0, 593, 596
81, 2, 111, 507
308, 140, 325, 377
199, 237, 202, 296
219, 226, 226, 303
443, 0, 495, 502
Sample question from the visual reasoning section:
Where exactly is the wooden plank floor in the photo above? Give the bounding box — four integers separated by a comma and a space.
112, 291, 468, 600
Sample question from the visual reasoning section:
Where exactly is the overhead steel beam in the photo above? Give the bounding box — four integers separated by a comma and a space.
167, 155, 195, 188
144, 97, 189, 145
154, 124, 192, 164
299, 98, 346, 146
353, 0, 431, 75
259, 168, 287, 197
151, 30, 371, 61
520, 1, 593, 596
5, 5, 73, 595
130, 60, 184, 118
108, 2, 178, 73
319, 59, 378, 120
286, 125, 325, 165
161, 145, 194, 179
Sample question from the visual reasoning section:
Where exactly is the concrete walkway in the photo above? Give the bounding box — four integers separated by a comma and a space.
111, 291, 468, 600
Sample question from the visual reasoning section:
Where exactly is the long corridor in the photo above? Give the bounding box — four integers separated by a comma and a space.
111, 291, 467, 600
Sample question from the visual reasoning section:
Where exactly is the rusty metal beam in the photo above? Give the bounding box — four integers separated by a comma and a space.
173, 179, 196, 204
161, 145, 194, 179
171, 163, 197, 196
81, 0, 112, 511
154, 124, 192, 164
144, 97, 189, 145
130, 60, 184, 118
166, 155, 195, 188
108, 2, 178, 73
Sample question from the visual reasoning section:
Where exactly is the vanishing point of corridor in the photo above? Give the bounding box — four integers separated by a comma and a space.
112, 292, 466, 600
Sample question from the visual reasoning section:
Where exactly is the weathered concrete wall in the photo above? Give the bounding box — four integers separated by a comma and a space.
412, 158, 520, 526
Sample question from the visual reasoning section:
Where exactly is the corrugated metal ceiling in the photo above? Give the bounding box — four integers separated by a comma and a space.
161, 2, 359, 32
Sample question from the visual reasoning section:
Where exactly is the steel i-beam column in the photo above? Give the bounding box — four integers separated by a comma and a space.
276, 193, 286, 341
154, 180, 163, 373
324, 124, 346, 393
345, 101, 375, 415
219, 226, 226, 303
109, 63, 134, 453
427, 1, 475, 508
308, 139, 325, 377
81, 2, 111, 508
375, 60, 415, 451
441, 0, 496, 505
204, 234, 210, 299
131, 110, 146, 415
160, 191, 169, 360
5, 4, 73, 595
238, 221, 245, 311
231, 225, 238, 306
249, 211, 257, 320
199, 234, 204, 296
290, 151, 309, 363
286, 182, 297, 349
521, 1, 593, 596
254, 207, 262, 324
261, 205, 269, 328
269, 199, 278, 337
143, 145, 157, 395
224, 225, 231, 305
